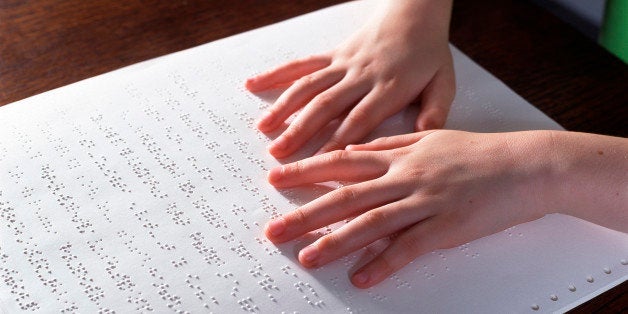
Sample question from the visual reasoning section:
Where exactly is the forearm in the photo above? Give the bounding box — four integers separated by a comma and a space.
371, 0, 453, 42
539, 131, 627, 231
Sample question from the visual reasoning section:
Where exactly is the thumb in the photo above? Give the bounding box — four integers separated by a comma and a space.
415, 62, 455, 131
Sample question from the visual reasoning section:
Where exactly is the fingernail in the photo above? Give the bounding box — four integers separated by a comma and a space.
299, 245, 319, 264
270, 136, 288, 152
352, 271, 369, 285
266, 218, 286, 237
345, 144, 355, 150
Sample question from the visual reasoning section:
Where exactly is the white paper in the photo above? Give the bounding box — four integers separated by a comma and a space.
0, 1, 626, 313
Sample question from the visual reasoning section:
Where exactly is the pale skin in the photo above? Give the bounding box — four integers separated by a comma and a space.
264, 130, 628, 288
246, 0, 455, 158
246, 0, 628, 289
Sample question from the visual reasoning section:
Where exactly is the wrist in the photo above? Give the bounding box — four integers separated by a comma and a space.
536, 131, 628, 231
500, 131, 560, 220
379, 0, 452, 41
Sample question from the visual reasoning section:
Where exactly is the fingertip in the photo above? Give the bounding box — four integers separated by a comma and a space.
256, 111, 275, 132
268, 136, 292, 159
351, 270, 372, 289
298, 245, 320, 268
264, 217, 287, 240
245, 77, 260, 92
256, 120, 269, 132
267, 166, 284, 186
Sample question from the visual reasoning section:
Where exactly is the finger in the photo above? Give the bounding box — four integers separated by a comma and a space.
265, 178, 408, 244
345, 131, 437, 151
415, 62, 455, 131
268, 150, 388, 188
257, 68, 345, 132
351, 218, 440, 288
298, 198, 431, 268
245, 54, 332, 92
316, 85, 408, 154
268, 78, 371, 158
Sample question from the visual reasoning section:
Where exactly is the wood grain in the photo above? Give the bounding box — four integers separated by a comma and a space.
0, 0, 347, 106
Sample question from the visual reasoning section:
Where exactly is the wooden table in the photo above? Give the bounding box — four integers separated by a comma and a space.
0, 0, 626, 311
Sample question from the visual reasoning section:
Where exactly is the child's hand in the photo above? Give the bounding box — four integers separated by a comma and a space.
265, 130, 562, 288
246, 1, 455, 158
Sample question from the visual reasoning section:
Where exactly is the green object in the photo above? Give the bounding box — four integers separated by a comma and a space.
600, 0, 628, 63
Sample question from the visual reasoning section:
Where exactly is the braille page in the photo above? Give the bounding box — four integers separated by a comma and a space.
0, 0, 626, 313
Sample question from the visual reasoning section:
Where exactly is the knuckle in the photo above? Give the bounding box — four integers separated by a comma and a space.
288, 208, 308, 226
289, 160, 306, 176
295, 74, 316, 88
360, 210, 388, 230
389, 147, 409, 160
311, 93, 335, 108
346, 108, 372, 128
397, 234, 422, 257
379, 77, 400, 91
317, 233, 341, 251
333, 186, 358, 204
349, 63, 373, 80
325, 149, 349, 164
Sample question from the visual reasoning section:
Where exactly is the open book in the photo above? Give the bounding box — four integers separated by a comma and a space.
1, 0, 625, 312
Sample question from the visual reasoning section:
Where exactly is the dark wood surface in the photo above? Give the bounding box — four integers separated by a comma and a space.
451, 0, 627, 138
0, 0, 625, 311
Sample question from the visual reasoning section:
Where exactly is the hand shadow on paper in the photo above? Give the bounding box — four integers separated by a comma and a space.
253, 90, 426, 305
250, 88, 421, 165
271, 182, 401, 300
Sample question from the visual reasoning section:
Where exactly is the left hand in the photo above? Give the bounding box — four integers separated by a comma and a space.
246, 1, 455, 158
